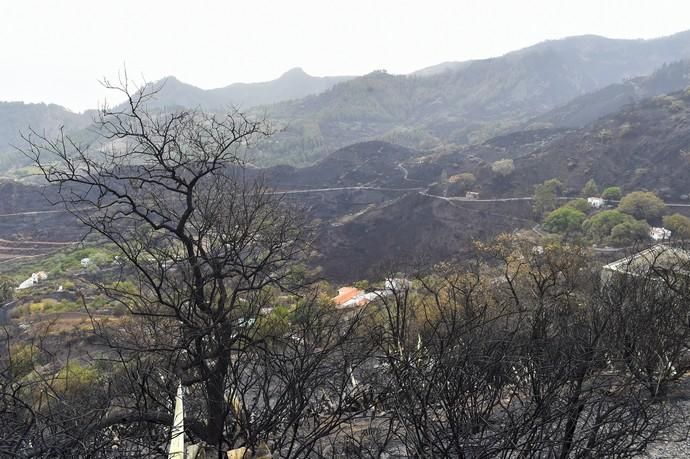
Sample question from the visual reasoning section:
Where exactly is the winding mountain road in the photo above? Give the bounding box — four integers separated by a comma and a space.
397, 162, 410, 181
418, 191, 535, 202
0, 208, 72, 217
2, 183, 688, 208
271, 186, 690, 208
0, 238, 75, 246
268, 186, 535, 201
267, 186, 425, 195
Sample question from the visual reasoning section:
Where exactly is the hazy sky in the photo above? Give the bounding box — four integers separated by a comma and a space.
2, 0, 690, 112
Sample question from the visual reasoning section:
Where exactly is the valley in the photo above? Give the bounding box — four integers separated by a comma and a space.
4, 22, 690, 458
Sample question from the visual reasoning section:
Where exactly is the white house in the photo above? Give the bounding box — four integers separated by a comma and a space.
17, 278, 34, 290
340, 291, 380, 308
587, 197, 605, 208
649, 227, 672, 241
333, 278, 412, 309
17, 271, 48, 290
81, 257, 91, 268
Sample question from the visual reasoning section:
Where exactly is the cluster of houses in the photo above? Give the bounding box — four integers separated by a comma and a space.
332, 238, 687, 311
466, 193, 674, 242
14, 257, 105, 293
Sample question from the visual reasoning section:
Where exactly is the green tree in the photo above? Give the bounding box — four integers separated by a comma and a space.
601, 186, 622, 201
581, 179, 599, 197
663, 213, 690, 239
542, 206, 586, 236
610, 219, 650, 246
618, 191, 666, 221
583, 210, 632, 242
533, 178, 563, 218
52, 362, 100, 398
565, 198, 589, 213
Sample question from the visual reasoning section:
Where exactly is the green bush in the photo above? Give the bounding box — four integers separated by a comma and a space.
533, 178, 564, 218
25, 298, 81, 314
52, 362, 100, 397
565, 198, 590, 213
583, 210, 633, 243
9, 343, 41, 378
581, 179, 598, 197
609, 219, 650, 246
663, 213, 690, 239
601, 186, 622, 201
618, 191, 666, 221
543, 207, 586, 236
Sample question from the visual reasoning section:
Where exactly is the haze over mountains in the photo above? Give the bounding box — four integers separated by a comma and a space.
529, 59, 690, 128
122, 67, 355, 111
256, 31, 690, 164
0, 67, 353, 169
4, 29, 690, 173
0, 102, 92, 171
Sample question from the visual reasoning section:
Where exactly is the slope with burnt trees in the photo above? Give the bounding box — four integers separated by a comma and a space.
421, 87, 690, 201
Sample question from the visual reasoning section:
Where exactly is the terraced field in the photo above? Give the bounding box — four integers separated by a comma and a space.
0, 238, 76, 265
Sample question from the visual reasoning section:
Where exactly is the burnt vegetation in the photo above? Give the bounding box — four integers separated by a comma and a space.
2, 79, 690, 458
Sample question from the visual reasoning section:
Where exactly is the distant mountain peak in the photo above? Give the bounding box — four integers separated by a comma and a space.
279, 67, 310, 79
152, 75, 177, 85
148, 75, 197, 91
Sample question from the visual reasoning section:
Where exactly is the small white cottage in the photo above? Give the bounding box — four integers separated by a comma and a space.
587, 197, 605, 209
649, 227, 672, 241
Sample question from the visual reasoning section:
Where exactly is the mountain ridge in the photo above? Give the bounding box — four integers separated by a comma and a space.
120, 67, 355, 111
250, 29, 690, 166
